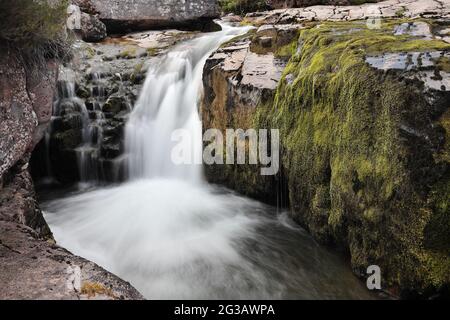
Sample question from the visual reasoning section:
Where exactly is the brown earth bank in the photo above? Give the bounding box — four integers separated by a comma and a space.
202, 0, 450, 298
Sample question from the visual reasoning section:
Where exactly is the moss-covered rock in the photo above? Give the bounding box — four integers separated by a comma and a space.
202, 19, 450, 297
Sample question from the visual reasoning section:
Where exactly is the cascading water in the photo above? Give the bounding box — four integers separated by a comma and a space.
125, 28, 230, 182
42, 23, 373, 299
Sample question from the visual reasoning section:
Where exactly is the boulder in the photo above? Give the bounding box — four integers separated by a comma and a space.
84, 0, 220, 32
80, 12, 107, 42
202, 16, 450, 298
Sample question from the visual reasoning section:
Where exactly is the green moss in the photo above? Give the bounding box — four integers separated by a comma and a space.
254, 20, 450, 294
204, 18, 449, 296
275, 40, 298, 58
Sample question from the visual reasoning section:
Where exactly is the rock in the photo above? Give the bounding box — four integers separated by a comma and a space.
85, 0, 220, 32
222, 14, 244, 24
0, 218, 144, 300
0, 48, 57, 180
245, 0, 450, 25
393, 21, 433, 39
80, 12, 107, 42
103, 95, 128, 114
266, 0, 374, 9
202, 33, 288, 202
202, 9, 450, 298
0, 49, 144, 300
71, 0, 99, 15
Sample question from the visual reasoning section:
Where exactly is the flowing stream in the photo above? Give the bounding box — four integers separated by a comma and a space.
42, 23, 373, 299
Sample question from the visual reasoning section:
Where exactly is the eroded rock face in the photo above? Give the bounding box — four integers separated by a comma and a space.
0, 47, 145, 299
202, 15, 450, 297
0, 49, 57, 181
83, 0, 220, 32
202, 28, 294, 202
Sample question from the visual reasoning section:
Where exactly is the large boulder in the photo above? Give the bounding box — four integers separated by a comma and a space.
81, 0, 220, 32
202, 12, 450, 297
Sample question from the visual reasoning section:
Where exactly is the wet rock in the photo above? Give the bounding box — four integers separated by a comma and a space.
204, 36, 287, 112
366, 51, 450, 91
203, 3, 450, 298
393, 21, 433, 39
103, 95, 129, 115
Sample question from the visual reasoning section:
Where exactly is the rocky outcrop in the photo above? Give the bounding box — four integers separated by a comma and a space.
246, 0, 450, 25
0, 0, 145, 299
76, 0, 220, 32
266, 0, 381, 9
0, 45, 145, 298
202, 0, 450, 298
0, 163, 144, 299
0, 49, 57, 184
32, 29, 198, 184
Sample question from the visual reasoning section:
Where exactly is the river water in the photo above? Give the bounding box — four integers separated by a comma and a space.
42, 23, 373, 300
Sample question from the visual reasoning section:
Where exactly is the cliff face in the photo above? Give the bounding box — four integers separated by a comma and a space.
0, 0, 144, 299
75, 0, 220, 32
202, 0, 450, 297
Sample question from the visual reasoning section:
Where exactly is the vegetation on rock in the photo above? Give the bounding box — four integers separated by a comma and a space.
204, 19, 450, 297
0, 0, 70, 67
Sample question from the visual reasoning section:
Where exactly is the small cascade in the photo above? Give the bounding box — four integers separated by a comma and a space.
42, 67, 112, 187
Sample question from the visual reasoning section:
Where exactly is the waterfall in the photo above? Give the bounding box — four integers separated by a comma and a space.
126, 23, 250, 182
43, 23, 373, 300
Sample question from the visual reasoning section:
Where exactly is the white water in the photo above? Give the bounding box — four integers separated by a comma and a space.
126, 23, 249, 182
43, 23, 373, 299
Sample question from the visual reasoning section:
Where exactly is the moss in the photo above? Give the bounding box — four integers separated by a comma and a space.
436, 56, 450, 73
255, 20, 450, 294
